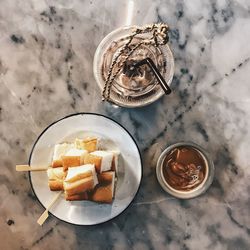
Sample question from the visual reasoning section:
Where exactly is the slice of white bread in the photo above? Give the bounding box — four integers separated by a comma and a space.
65, 170, 92, 183
84, 151, 114, 173
83, 153, 102, 173
64, 165, 98, 196
110, 150, 120, 173
90, 171, 115, 203
75, 137, 98, 152
97, 171, 115, 184
47, 167, 66, 191
65, 192, 89, 201
48, 180, 64, 191
52, 143, 74, 168
62, 148, 88, 171
65, 164, 98, 185
64, 177, 94, 196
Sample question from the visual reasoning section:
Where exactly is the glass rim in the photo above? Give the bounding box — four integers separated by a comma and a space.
156, 142, 215, 199
93, 25, 175, 108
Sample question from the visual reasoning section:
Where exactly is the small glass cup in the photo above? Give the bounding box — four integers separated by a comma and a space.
93, 25, 175, 108
156, 142, 214, 199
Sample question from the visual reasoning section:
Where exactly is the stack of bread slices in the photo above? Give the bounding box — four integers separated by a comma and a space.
47, 137, 118, 203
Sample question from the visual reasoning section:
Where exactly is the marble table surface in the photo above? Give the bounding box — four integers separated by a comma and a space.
1, 0, 250, 249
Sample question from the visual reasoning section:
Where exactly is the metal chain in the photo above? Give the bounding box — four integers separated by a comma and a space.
102, 23, 169, 101
102, 33, 136, 100
106, 42, 143, 100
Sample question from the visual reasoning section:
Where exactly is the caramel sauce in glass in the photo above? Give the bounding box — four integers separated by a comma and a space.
162, 146, 207, 191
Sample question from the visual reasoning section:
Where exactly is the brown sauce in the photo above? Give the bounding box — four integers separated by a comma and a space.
162, 146, 207, 191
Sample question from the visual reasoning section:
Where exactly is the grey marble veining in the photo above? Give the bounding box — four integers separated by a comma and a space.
0, 0, 250, 249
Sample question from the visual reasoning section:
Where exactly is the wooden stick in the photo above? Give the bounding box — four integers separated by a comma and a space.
37, 191, 63, 226
16, 165, 48, 172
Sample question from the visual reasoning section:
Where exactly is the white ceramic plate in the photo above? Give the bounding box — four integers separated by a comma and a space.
29, 113, 142, 225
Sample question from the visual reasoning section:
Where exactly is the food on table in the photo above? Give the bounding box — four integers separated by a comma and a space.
84, 151, 114, 173
47, 136, 119, 203
64, 164, 98, 196
75, 137, 98, 152
52, 143, 74, 167
110, 151, 119, 173
62, 148, 88, 171
90, 171, 115, 203
65, 192, 89, 201
47, 167, 66, 191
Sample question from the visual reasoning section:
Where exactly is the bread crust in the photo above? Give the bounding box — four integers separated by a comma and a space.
97, 171, 114, 184
49, 180, 64, 191
52, 159, 63, 168
47, 167, 66, 179
65, 192, 88, 201
64, 176, 94, 196
84, 138, 97, 152
91, 171, 114, 203
75, 138, 97, 152
111, 153, 119, 173
84, 154, 102, 173
90, 184, 113, 203
66, 170, 92, 183
62, 156, 81, 171
47, 167, 65, 191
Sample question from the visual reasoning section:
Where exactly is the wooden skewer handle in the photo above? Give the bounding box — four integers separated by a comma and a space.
37, 211, 49, 226
16, 165, 48, 171
37, 191, 62, 226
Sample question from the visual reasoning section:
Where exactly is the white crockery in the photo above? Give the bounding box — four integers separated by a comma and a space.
29, 113, 142, 225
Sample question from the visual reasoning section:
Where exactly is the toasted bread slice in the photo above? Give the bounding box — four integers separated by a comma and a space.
111, 151, 119, 173
90, 183, 114, 203
65, 164, 98, 184
64, 176, 94, 196
84, 153, 102, 173
85, 151, 114, 173
52, 143, 74, 168
49, 180, 64, 191
52, 159, 63, 168
64, 165, 98, 195
75, 137, 98, 152
91, 172, 115, 203
97, 171, 114, 184
65, 192, 88, 201
65, 170, 92, 183
47, 167, 65, 180
62, 156, 81, 171
47, 167, 66, 191
62, 148, 88, 171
